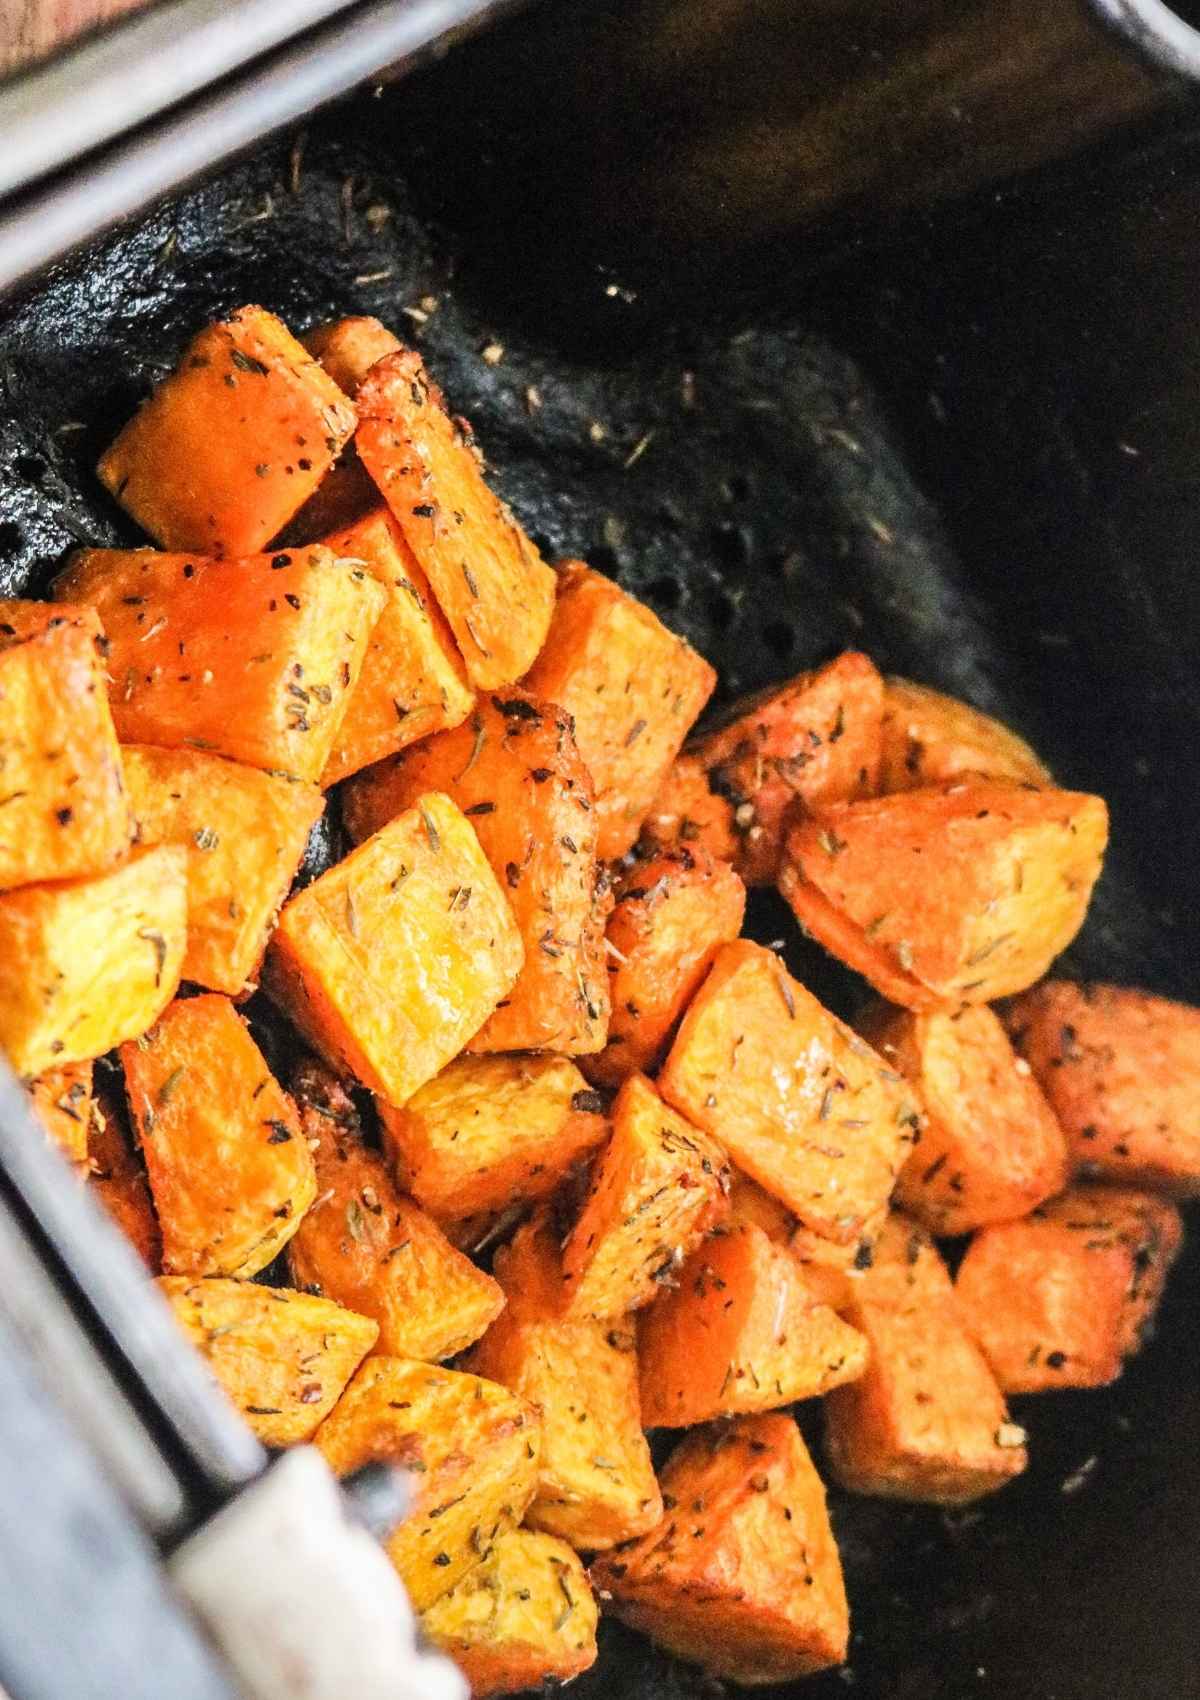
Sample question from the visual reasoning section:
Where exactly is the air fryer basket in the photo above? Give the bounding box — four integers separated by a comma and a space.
0, 3, 1197, 1696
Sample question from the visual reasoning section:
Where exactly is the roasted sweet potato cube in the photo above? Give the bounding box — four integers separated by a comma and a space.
343, 691, 608, 1054
1003, 980, 1200, 1195
0, 602, 132, 891
639, 1223, 867, 1427
303, 315, 402, 393
122, 745, 323, 996
378, 1053, 607, 1227
317, 508, 473, 785
586, 848, 745, 1087
289, 1063, 503, 1361
55, 546, 385, 784
725, 1172, 884, 1312
0, 844, 186, 1077
825, 1216, 1027, 1505
522, 562, 716, 859
640, 753, 737, 864
356, 349, 555, 688
29, 1061, 92, 1167
781, 782, 1108, 1008
659, 940, 918, 1243
880, 677, 1050, 794
264, 791, 522, 1106
560, 1074, 729, 1321
466, 1217, 661, 1550
285, 319, 404, 543
314, 1356, 541, 1609
158, 1276, 378, 1446
788, 1213, 886, 1312
593, 1413, 849, 1685
692, 652, 884, 885
955, 1185, 1183, 1392
96, 305, 356, 556
122, 995, 316, 1278
422, 1526, 598, 1697
86, 1086, 161, 1270
858, 1002, 1069, 1235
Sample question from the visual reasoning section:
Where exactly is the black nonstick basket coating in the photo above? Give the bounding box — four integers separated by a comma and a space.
0, 11, 1198, 1697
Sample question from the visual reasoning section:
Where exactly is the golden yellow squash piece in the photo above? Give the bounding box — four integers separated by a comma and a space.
467, 1217, 662, 1551
122, 744, 324, 997
263, 791, 523, 1107
378, 1052, 607, 1230
0, 845, 187, 1078
560, 1073, 729, 1321
422, 1527, 598, 1697
158, 1276, 378, 1446
314, 1357, 541, 1610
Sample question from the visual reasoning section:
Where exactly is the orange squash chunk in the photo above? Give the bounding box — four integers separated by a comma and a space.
725, 1172, 884, 1313
781, 781, 1108, 1008
639, 753, 738, 864
421, 1527, 598, 1697
825, 1216, 1027, 1505
122, 994, 316, 1278
289, 1063, 503, 1361
467, 1216, 661, 1551
858, 1002, 1068, 1235
692, 651, 884, 885
355, 349, 555, 688
284, 318, 407, 541
638, 1223, 867, 1427
303, 315, 402, 393
593, 1413, 849, 1684
561, 1074, 729, 1321
880, 677, 1050, 794
122, 744, 323, 996
29, 1061, 93, 1167
955, 1184, 1183, 1392
158, 1276, 378, 1447
378, 1053, 607, 1229
96, 305, 356, 556
1003, 980, 1200, 1195
264, 791, 522, 1107
0, 844, 187, 1078
586, 848, 745, 1087
314, 1356, 541, 1610
86, 1085, 161, 1271
0, 602, 132, 892
56, 545, 384, 783
343, 690, 608, 1054
522, 562, 717, 859
317, 508, 472, 785
659, 940, 918, 1243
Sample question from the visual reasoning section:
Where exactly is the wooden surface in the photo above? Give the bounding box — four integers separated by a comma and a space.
1, 0, 150, 75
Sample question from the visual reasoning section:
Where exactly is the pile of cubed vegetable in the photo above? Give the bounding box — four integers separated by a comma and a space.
2, 305, 1195, 1691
